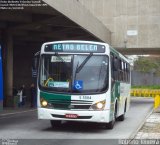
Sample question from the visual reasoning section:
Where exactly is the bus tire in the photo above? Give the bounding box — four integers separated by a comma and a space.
117, 100, 127, 121
105, 120, 115, 130
117, 113, 125, 121
50, 120, 61, 128
104, 102, 117, 129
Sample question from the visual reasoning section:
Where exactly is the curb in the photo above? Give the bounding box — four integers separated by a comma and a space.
129, 105, 154, 140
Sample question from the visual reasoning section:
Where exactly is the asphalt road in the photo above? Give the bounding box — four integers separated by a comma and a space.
0, 97, 154, 145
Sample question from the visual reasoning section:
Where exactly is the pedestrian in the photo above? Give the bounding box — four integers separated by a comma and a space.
30, 83, 37, 108
18, 88, 23, 107
21, 84, 26, 106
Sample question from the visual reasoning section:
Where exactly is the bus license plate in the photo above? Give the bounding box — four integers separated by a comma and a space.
65, 114, 78, 119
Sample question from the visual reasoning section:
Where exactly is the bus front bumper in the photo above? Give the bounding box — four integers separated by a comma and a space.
38, 108, 110, 123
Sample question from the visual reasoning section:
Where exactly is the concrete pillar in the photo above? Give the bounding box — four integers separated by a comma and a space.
0, 46, 3, 110
2, 30, 13, 107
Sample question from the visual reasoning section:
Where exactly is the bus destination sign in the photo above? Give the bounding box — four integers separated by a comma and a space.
44, 43, 105, 53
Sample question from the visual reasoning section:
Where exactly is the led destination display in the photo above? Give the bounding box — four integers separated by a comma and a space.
44, 43, 105, 53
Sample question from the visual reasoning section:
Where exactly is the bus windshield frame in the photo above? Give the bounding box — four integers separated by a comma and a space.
39, 53, 109, 95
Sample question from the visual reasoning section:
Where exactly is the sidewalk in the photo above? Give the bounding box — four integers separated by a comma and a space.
134, 107, 160, 139
0, 106, 36, 116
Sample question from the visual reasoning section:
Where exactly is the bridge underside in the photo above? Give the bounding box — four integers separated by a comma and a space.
0, 2, 110, 108
0, 6, 97, 108
117, 48, 160, 55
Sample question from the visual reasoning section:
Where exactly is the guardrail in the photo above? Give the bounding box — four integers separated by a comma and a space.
130, 89, 160, 109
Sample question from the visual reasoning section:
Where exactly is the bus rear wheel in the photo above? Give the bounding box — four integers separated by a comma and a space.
117, 113, 125, 121
50, 120, 61, 128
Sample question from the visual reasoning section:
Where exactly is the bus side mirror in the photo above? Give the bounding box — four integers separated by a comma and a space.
32, 51, 40, 78
33, 58, 37, 70
32, 58, 38, 78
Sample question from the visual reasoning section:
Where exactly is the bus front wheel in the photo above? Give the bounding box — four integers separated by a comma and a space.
105, 119, 115, 130
117, 100, 127, 121
50, 120, 61, 128
104, 102, 117, 130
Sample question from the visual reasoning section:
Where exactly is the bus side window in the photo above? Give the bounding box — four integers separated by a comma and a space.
126, 63, 130, 82
110, 54, 116, 90
124, 62, 127, 82
113, 56, 119, 81
119, 59, 122, 81
122, 61, 125, 82
110, 54, 114, 80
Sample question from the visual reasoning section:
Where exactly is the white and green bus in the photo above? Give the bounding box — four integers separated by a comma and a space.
37, 40, 131, 129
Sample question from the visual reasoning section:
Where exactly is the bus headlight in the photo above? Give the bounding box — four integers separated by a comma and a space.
90, 100, 106, 110
41, 98, 48, 107
40, 98, 53, 108
96, 102, 104, 109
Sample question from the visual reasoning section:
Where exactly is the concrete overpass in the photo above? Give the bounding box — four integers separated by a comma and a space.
43, 0, 160, 55
116, 48, 160, 55
0, 0, 160, 109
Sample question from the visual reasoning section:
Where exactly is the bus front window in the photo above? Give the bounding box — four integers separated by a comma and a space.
39, 54, 109, 93
40, 55, 72, 91
73, 55, 109, 93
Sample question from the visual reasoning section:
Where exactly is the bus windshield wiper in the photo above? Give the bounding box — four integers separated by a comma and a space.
76, 53, 93, 73
55, 52, 65, 62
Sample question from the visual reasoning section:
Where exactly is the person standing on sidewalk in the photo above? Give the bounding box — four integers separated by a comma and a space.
21, 84, 26, 106
18, 88, 23, 107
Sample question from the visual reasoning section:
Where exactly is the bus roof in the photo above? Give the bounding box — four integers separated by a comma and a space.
42, 40, 107, 46
41, 40, 129, 63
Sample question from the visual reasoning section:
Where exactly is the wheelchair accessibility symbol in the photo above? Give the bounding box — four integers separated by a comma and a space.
74, 80, 83, 90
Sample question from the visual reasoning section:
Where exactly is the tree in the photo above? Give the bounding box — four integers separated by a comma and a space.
134, 56, 160, 76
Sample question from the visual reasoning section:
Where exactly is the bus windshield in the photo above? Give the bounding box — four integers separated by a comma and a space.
39, 54, 109, 94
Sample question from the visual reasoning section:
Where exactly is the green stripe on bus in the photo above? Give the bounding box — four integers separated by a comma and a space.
110, 81, 120, 121
111, 81, 120, 102
115, 82, 120, 100
40, 91, 71, 101
40, 91, 71, 110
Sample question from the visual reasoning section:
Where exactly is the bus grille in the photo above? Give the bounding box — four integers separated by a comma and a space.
49, 100, 93, 110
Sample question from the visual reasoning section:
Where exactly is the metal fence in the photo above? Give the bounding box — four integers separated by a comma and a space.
131, 71, 160, 109
131, 71, 160, 86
